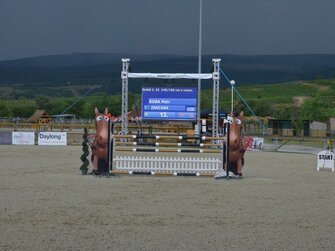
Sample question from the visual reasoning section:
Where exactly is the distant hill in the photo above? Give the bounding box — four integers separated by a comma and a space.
1, 53, 335, 98
0, 53, 184, 68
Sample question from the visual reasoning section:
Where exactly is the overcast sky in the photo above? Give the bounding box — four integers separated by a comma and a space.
1, 0, 335, 60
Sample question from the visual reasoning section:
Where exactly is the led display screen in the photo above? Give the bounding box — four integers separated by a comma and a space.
141, 87, 197, 121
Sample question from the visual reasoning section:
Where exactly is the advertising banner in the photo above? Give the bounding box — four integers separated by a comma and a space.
0, 132, 12, 145
38, 132, 67, 146
12, 132, 35, 145
253, 137, 264, 150
245, 136, 264, 151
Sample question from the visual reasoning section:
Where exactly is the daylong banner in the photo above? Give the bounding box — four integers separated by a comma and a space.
12, 132, 35, 145
38, 132, 67, 146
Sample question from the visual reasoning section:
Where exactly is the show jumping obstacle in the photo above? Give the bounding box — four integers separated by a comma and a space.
86, 108, 227, 177
85, 106, 246, 178
111, 134, 225, 176
82, 58, 249, 178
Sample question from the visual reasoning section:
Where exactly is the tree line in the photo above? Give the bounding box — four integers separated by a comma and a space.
1, 91, 334, 129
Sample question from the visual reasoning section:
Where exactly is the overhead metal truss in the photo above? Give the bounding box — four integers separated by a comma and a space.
120, 58, 221, 137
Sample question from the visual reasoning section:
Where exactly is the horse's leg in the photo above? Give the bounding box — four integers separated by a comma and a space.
92, 155, 98, 172
237, 157, 243, 176
223, 144, 227, 171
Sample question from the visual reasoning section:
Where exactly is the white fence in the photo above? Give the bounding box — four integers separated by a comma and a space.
114, 156, 221, 176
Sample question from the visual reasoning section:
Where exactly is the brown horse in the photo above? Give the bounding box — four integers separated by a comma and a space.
90, 107, 110, 174
227, 111, 245, 176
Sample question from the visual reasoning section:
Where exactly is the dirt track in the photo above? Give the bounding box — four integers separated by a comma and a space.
0, 145, 334, 250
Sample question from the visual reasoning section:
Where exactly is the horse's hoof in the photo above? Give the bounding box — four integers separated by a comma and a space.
238, 173, 243, 178
90, 170, 99, 175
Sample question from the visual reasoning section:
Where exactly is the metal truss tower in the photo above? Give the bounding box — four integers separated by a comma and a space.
212, 59, 221, 137
121, 59, 130, 134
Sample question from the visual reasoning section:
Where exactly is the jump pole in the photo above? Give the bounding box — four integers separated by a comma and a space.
115, 141, 223, 147
225, 118, 230, 179
107, 120, 114, 175
113, 134, 225, 141
114, 147, 222, 153
106, 119, 111, 176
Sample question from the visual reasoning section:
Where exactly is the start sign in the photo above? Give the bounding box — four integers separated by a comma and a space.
317, 150, 334, 172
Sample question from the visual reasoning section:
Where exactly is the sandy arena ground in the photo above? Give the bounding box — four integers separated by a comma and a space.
0, 145, 334, 250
